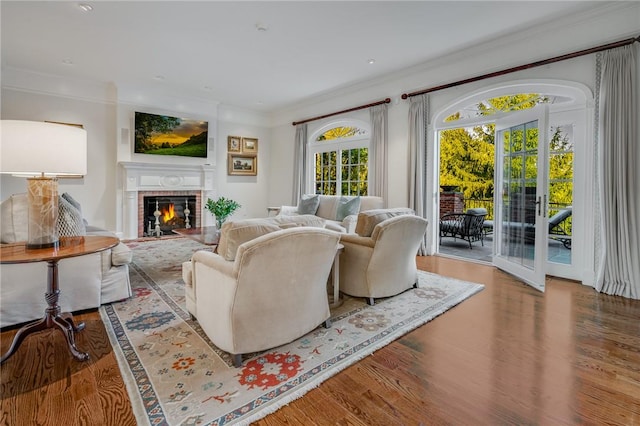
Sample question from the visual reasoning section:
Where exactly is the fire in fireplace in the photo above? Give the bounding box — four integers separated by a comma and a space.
143, 196, 196, 237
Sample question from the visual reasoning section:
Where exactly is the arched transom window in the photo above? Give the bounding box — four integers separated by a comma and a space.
309, 121, 370, 196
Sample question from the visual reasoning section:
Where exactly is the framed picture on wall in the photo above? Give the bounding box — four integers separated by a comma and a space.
228, 135, 241, 153
242, 137, 258, 154
228, 154, 257, 176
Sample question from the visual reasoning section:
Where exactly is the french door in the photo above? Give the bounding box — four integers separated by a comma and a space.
493, 107, 549, 291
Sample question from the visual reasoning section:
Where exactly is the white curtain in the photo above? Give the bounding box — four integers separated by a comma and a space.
595, 45, 640, 299
292, 123, 308, 205
369, 104, 388, 205
408, 94, 429, 255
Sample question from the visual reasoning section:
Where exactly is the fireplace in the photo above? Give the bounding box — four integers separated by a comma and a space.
120, 162, 216, 240
142, 195, 197, 237
137, 191, 202, 238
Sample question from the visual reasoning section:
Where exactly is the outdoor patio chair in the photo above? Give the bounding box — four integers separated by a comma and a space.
482, 206, 572, 249
439, 208, 488, 249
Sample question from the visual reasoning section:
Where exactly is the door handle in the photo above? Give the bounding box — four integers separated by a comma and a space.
536, 196, 541, 216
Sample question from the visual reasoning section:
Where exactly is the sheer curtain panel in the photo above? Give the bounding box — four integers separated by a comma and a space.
292, 124, 308, 205
595, 45, 640, 299
408, 94, 429, 255
369, 104, 388, 205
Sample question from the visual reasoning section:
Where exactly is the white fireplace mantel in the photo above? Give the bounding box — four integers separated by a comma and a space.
119, 162, 217, 239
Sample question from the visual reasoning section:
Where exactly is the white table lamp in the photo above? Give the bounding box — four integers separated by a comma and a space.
1, 120, 87, 249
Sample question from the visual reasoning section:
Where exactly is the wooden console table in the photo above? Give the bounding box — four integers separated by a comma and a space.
0, 236, 119, 364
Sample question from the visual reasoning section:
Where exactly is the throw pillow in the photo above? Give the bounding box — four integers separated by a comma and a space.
297, 194, 320, 215
61, 192, 89, 226
57, 196, 87, 237
335, 196, 361, 221
61, 192, 82, 212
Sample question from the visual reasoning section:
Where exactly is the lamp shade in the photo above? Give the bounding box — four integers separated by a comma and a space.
0, 120, 87, 176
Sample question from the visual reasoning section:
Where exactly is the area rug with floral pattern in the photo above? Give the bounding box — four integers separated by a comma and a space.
101, 238, 484, 425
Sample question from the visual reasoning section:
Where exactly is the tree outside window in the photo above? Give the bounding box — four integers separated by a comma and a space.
311, 125, 369, 196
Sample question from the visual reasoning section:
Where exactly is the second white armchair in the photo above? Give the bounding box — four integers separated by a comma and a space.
339, 214, 429, 305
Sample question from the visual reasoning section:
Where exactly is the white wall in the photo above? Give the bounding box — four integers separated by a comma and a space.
1, 86, 119, 230
215, 105, 271, 220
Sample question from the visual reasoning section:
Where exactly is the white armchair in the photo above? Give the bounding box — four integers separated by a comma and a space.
339, 214, 428, 305
188, 227, 341, 367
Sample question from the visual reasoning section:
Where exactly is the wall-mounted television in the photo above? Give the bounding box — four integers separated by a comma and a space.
134, 111, 208, 158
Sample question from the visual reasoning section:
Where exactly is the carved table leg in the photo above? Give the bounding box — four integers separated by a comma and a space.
52, 316, 89, 361
0, 259, 89, 364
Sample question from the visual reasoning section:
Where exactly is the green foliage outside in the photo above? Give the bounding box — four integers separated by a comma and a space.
315, 147, 368, 196
316, 126, 365, 141
439, 94, 573, 218
314, 126, 369, 196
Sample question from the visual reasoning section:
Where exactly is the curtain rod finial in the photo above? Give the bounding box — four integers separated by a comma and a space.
401, 94, 408, 100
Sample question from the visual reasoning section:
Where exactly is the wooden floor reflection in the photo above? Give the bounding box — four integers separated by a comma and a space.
260, 255, 640, 425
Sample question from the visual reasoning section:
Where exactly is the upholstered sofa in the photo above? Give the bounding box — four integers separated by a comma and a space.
278, 195, 384, 233
0, 193, 132, 328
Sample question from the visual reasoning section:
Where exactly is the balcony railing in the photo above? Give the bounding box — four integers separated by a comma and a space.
464, 198, 571, 232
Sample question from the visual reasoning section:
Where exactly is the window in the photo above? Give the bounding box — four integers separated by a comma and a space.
309, 122, 370, 196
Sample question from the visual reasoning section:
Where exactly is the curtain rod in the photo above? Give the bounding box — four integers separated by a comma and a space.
292, 98, 391, 126
401, 35, 640, 99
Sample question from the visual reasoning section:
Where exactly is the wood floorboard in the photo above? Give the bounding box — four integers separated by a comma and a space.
2, 256, 640, 425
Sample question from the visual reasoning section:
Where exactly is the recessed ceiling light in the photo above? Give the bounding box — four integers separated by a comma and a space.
255, 23, 268, 32
153, 75, 165, 81
62, 59, 74, 65
367, 59, 376, 65
78, 3, 93, 12
203, 86, 213, 91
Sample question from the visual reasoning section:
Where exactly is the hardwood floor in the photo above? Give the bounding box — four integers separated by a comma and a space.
2, 256, 639, 425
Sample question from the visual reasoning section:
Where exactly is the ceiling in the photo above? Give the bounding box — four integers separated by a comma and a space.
1, 1, 610, 112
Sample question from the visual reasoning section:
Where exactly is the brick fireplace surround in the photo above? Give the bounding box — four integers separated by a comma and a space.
120, 162, 216, 240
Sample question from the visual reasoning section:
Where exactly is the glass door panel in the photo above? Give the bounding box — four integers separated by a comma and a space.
493, 107, 549, 291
